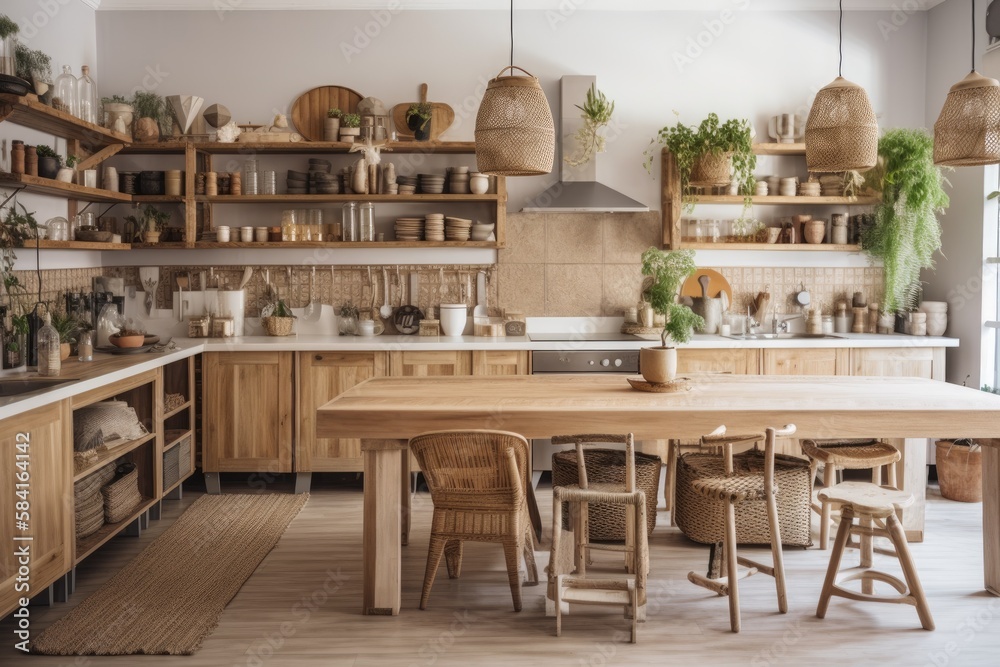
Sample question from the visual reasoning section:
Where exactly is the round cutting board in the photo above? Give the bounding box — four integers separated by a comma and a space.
291, 85, 364, 142
681, 269, 732, 302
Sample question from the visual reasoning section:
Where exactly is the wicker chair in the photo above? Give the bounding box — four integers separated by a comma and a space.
409, 429, 538, 611
800, 439, 901, 549
686, 424, 796, 633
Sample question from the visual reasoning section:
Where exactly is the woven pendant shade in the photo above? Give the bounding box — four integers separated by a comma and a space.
805, 77, 878, 172
475, 66, 554, 176
933, 71, 1000, 166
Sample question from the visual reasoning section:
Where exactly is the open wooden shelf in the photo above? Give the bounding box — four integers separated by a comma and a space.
21, 239, 131, 251
163, 428, 192, 452
163, 401, 192, 421
132, 195, 185, 203
0, 93, 132, 148
691, 194, 880, 206
163, 472, 194, 497
73, 432, 157, 483
74, 496, 157, 565
753, 142, 806, 156
119, 139, 478, 155
678, 242, 863, 252
199, 193, 498, 204
0, 173, 133, 202
191, 240, 498, 249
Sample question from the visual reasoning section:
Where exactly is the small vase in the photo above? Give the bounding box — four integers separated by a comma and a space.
639, 346, 677, 384
324, 117, 341, 141
133, 117, 160, 143
143, 231, 161, 244
60, 343, 70, 361
38, 156, 60, 179
56, 167, 75, 183
407, 114, 431, 141
339, 128, 360, 144
804, 220, 826, 244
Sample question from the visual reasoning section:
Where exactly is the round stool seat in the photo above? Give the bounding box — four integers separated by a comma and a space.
801, 439, 900, 469
818, 481, 914, 518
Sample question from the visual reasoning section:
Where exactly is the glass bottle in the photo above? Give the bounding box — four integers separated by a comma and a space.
0, 30, 15, 77
37, 313, 61, 377
54, 65, 78, 117
77, 65, 99, 125
342, 202, 358, 242
77, 330, 93, 362
359, 202, 375, 242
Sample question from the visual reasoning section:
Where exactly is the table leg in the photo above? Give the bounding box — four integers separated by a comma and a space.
362, 439, 407, 615
983, 444, 1000, 596
895, 438, 927, 543
401, 453, 411, 547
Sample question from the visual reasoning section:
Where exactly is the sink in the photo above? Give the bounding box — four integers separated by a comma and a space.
0, 378, 77, 397
722, 333, 846, 341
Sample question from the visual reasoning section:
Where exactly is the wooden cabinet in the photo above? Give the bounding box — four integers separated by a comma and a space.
677, 348, 759, 375
472, 350, 529, 376
762, 348, 849, 376
389, 350, 473, 377
203, 352, 294, 474
298, 351, 388, 473
0, 402, 73, 618
850, 347, 944, 380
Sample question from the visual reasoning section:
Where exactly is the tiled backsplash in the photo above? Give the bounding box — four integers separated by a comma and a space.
6, 268, 106, 312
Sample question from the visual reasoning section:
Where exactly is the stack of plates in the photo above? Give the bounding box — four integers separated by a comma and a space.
419, 173, 446, 194
798, 181, 821, 197
424, 213, 445, 241
470, 222, 495, 242
397, 175, 418, 195
287, 169, 309, 195
395, 217, 424, 241
819, 174, 845, 197
445, 216, 472, 241
448, 166, 470, 194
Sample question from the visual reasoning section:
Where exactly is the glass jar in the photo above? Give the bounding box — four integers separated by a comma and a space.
77, 65, 99, 125
243, 159, 259, 195
54, 65, 78, 117
46, 216, 69, 241
308, 209, 324, 241
261, 170, 276, 195
36, 313, 61, 377
359, 202, 375, 242
342, 202, 358, 242
281, 210, 297, 241
0, 31, 15, 77
77, 330, 93, 362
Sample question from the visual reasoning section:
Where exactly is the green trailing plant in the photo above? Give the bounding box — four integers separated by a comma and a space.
124, 204, 170, 234
861, 128, 949, 314
327, 108, 342, 118
65, 155, 79, 169
0, 15, 18, 39
130, 90, 172, 135
565, 83, 614, 167
640, 247, 704, 347
341, 113, 361, 129
50, 311, 78, 344
14, 43, 52, 84
405, 103, 431, 130
0, 198, 38, 355
644, 112, 756, 211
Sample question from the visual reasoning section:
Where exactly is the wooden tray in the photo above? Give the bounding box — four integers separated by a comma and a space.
680, 269, 732, 301
291, 85, 364, 142
390, 83, 454, 141
627, 377, 692, 393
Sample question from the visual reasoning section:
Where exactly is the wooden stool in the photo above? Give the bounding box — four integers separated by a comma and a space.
686, 424, 796, 633
816, 482, 934, 631
800, 439, 900, 549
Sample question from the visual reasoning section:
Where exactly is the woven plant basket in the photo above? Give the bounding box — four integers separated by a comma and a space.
262, 316, 294, 336
552, 449, 660, 539
675, 448, 812, 547
689, 151, 733, 186
935, 440, 982, 502
474, 66, 554, 176
933, 71, 1000, 167
102, 467, 142, 523
805, 76, 878, 173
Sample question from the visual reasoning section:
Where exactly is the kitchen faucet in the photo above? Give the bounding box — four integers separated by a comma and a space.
772, 313, 805, 334
746, 306, 760, 335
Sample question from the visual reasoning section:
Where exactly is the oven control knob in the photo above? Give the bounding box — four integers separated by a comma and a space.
589, 360, 595, 365
601, 359, 610, 367
614, 358, 622, 368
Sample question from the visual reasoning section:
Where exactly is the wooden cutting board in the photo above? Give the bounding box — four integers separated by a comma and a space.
291, 85, 364, 142
681, 269, 733, 302
390, 83, 455, 141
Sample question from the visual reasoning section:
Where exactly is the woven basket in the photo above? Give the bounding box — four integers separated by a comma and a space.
804, 76, 878, 172
262, 316, 294, 336
474, 66, 554, 176
75, 492, 105, 539
552, 449, 660, 539
74, 400, 148, 452
933, 71, 1000, 166
179, 436, 192, 477
74, 462, 116, 504
675, 448, 811, 547
102, 467, 142, 523
163, 446, 180, 490
689, 151, 733, 186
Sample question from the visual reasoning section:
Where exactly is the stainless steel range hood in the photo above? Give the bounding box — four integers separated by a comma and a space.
522, 75, 648, 213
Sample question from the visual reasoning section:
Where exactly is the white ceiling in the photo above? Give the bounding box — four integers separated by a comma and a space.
91, 0, 949, 11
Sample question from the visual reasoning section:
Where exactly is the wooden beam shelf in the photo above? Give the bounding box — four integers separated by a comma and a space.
0, 93, 131, 149
189, 240, 499, 249
692, 194, 880, 206
119, 140, 479, 155
677, 242, 863, 251
0, 173, 132, 202
21, 239, 131, 251
199, 193, 499, 204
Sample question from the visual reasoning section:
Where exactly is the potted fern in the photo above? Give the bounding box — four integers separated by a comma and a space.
638, 247, 704, 384
325, 108, 342, 141
131, 90, 171, 142
405, 102, 432, 141
339, 113, 361, 143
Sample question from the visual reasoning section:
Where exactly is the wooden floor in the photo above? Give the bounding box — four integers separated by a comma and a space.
3, 476, 999, 666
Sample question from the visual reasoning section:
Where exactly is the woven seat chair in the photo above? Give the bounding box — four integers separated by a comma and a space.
800, 439, 900, 549
686, 424, 797, 633
409, 429, 538, 612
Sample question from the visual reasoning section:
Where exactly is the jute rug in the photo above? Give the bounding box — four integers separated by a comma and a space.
32, 493, 308, 655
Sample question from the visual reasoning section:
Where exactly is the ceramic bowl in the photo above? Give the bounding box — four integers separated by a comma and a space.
439, 304, 467, 336
110, 333, 145, 348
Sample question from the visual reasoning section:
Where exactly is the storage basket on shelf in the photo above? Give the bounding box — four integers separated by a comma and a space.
689, 151, 733, 186
675, 447, 812, 546
178, 435, 192, 477
162, 445, 180, 490
101, 463, 142, 523
262, 316, 294, 336
73, 400, 148, 472
552, 448, 661, 539
74, 462, 116, 539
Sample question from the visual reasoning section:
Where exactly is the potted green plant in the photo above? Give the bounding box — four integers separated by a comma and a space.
339, 113, 362, 143
0, 15, 18, 80
325, 108, 342, 141
405, 102, 432, 141
125, 204, 170, 244
50, 310, 78, 360
34, 145, 61, 179
638, 247, 704, 384
934, 438, 981, 502
0, 198, 36, 369
13, 42, 52, 102
263, 299, 296, 336
102, 94, 134, 135
645, 113, 756, 210
56, 154, 78, 183
130, 90, 171, 143
565, 83, 614, 167
861, 128, 949, 315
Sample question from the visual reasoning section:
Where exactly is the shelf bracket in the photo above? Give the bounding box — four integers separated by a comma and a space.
76, 144, 124, 172
0, 102, 13, 124
0, 185, 27, 210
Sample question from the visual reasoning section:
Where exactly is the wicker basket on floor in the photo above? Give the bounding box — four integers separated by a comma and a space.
675, 447, 812, 546
552, 449, 661, 539
101, 466, 142, 523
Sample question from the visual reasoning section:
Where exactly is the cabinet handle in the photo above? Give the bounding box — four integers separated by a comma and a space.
315, 355, 323, 361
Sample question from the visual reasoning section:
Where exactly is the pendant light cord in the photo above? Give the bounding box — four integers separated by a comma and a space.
510, 0, 514, 68
838, 0, 844, 77
972, 0, 976, 72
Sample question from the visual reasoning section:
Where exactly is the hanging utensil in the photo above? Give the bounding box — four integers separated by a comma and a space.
175, 273, 189, 322
380, 268, 392, 319
474, 270, 488, 318
139, 266, 158, 317
238, 266, 253, 290
303, 267, 320, 322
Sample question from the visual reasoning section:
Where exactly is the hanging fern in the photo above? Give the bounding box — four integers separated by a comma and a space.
861, 128, 949, 314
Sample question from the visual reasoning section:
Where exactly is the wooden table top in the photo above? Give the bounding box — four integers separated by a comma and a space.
316, 374, 1000, 442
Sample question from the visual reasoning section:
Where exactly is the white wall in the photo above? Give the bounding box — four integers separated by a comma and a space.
1, 0, 99, 271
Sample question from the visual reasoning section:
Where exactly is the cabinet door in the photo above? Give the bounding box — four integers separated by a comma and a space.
0, 401, 72, 618
203, 352, 293, 473
850, 347, 943, 380
677, 348, 759, 375
762, 348, 849, 376
472, 350, 529, 376
298, 351, 388, 472
390, 350, 473, 377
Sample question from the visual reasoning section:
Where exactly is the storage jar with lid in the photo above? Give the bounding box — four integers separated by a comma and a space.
342, 202, 358, 242
54, 65, 78, 117
77, 65, 99, 125
359, 202, 375, 242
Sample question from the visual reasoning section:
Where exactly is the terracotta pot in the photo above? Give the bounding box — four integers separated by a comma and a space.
60, 343, 70, 361
109, 334, 145, 348
935, 440, 982, 502
133, 117, 160, 143
804, 220, 826, 244
640, 346, 677, 384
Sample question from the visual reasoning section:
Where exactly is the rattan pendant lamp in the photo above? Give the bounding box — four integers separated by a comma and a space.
474, 0, 554, 176
933, 0, 1000, 166
805, 0, 879, 173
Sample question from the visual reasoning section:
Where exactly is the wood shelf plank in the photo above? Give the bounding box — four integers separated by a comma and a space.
74, 496, 158, 565
753, 142, 806, 156
132, 195, 185, 203
690, 194, 880, 205
0, 172, 132, 202
162, 471, 194, 497
678, 242, 863, 251
0, 94, 131, 149
163, 401, 192, 421
21, 239, 131, 251
198, 193, 498, 204
163, 428, 192, 452
191, 240, 498, 249
119, 140, 478, 155
73, 433, 157, 483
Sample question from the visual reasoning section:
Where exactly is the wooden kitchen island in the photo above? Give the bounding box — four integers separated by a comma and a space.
317, 373, 1000, 616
